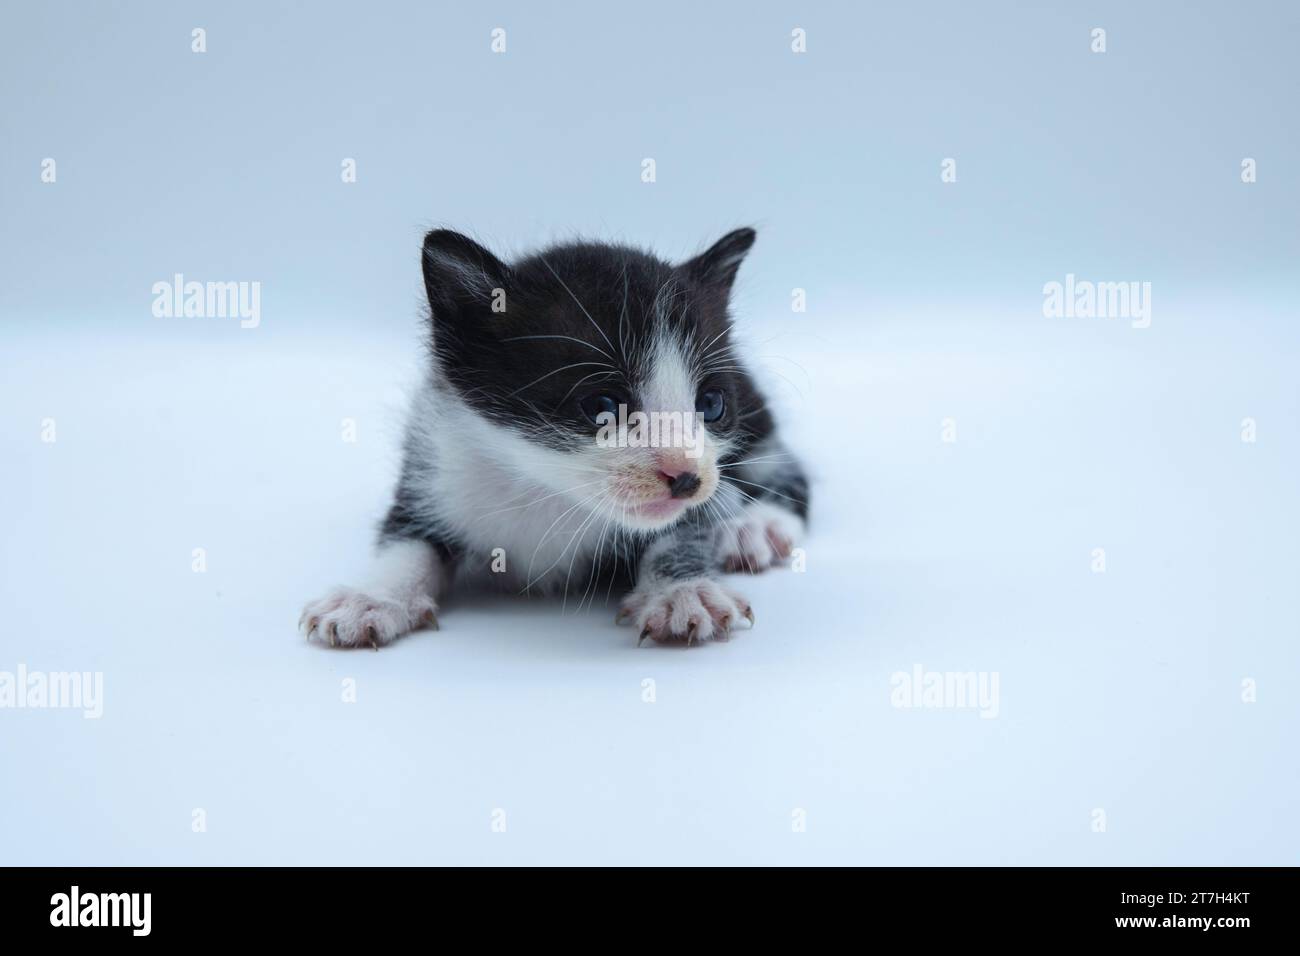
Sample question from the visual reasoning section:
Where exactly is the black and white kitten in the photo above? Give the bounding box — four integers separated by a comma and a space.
300, 227, 809, 647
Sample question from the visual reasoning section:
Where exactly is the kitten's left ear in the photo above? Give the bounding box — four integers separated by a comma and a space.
680, 227, 756, 297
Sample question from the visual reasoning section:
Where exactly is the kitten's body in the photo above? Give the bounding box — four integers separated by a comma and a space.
302, 227, 809, 647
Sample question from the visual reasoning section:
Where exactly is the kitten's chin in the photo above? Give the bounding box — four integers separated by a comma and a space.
616, 496, 693, 531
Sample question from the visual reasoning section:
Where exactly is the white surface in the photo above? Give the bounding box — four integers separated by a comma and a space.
1, 305, 1296, 865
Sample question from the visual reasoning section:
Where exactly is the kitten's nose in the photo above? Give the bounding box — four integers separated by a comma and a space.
659, 468, 701, 499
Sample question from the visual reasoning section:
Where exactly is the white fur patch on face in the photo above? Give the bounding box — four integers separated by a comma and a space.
583, 328, 721, 530
640, 330, 697, 416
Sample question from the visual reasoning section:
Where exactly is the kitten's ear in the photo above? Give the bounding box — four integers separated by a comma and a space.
679, 227, 756, 297
421, 229, 509, 318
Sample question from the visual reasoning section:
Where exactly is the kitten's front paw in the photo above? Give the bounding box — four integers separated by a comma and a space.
716, 501, 804, 574
299, 587, 438, 649
617, 578, 753, 646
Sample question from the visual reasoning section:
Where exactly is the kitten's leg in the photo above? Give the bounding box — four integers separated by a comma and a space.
300, 538, 447, 649
618, 518, 753, 645
715, 443, 810, 573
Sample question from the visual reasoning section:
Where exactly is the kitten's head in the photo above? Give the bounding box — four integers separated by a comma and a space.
421, 227, 772, 531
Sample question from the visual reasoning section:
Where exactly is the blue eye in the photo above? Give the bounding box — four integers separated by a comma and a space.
696, 388, 725, 423
579, 392, 621, 425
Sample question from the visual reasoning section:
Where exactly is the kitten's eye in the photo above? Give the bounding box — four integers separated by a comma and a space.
696, 388, 725, 423
579, 392, 622, 425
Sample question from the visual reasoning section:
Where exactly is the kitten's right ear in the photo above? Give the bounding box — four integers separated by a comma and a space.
680, 227, 756, 298
421, 229, 509, 318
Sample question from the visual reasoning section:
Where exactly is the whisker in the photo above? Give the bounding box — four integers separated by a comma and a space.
718, 454, 796, 469
471, 476, 605, 523
557, 369, 623, 408
523, 489, 605, 592
734, 405, 771, 422
724, 476, 806, 509
618, 257, 631, 364
507, 361, 615, 398
502, 334, 614, 361
561, 493, 613, 611
540, 256, 619, 358
580, 500, 619, 610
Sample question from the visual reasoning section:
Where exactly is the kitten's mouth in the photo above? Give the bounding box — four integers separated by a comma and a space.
610, 465, 716, 528
630, 496, 687, 521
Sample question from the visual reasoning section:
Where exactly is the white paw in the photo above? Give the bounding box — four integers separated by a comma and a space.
716, 501, 804, 574
617, 577, 753, 645
299, 587, 438, 649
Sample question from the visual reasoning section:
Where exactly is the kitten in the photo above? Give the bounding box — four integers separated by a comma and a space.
300, 227, 809, 647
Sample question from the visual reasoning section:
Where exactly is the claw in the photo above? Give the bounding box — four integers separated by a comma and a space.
422, 609, 440, 631
742, 606, 755, 626
326, 622, 338, 647
686, 620, 697, 645
364, 625, 379, 650
638, 626, 651, 647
